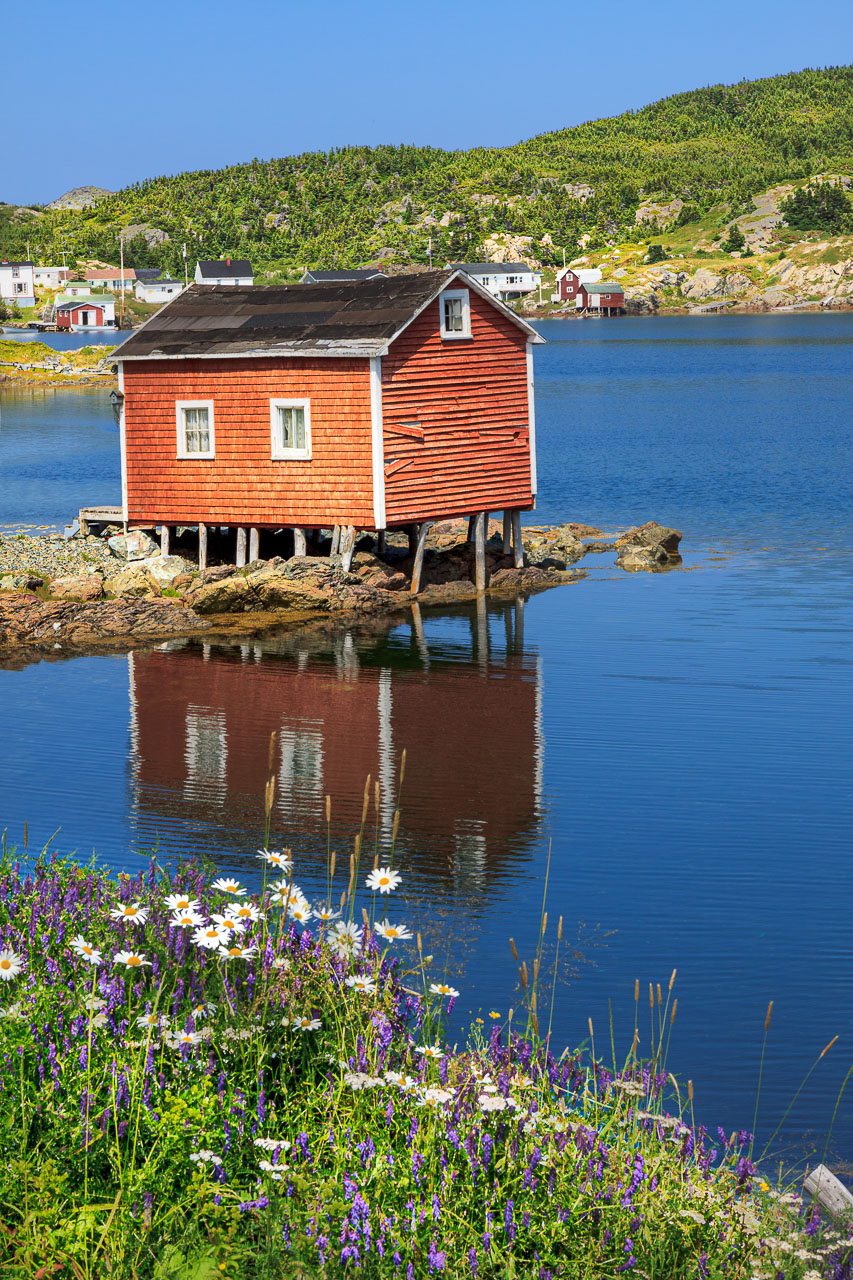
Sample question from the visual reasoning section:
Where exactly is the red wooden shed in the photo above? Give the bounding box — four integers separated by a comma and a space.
114, 269, 544, 585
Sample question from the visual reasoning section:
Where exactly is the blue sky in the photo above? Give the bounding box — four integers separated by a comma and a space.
8, 0, 853, 205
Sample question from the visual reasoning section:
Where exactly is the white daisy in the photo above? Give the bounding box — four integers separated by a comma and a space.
272, 956, 291, 971
288, 902, 313, 924
228, 901, 263, 924
84, 995, 107, 1012
174, 1030, 204, 1047
193, 924, 231, 950
170, 910, 205, 930
69, 935, 102, 965
211, 912, 242, 932
291, 1016, 321, 1032
415, 1045, 445, 1059
211, 877, 245, 896
219, 942, 257, 962
91, 1012, 108, 1028
479, 1094, 511, 1112
418, 1087, 452, 1107
257, 849, 293, 871
136, 1012, 167, 1030
366, 867, 401, 894
313, 905, 340, 923
109, 903, 148, 925
113, 950, 152, 969
375, 920, 412, 942
332, 921, 360, 945
164, 894, 201, 913
429, 982, 460, 999
344, 975, 376, 995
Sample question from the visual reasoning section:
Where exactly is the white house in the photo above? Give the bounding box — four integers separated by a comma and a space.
64, 281, 95, 297
0, 261, 36, 307
195, 258, 253, 286
85, 268, 137, 292
449, 262, 541, 302
135, 275, 185, 303
33, 266, 72, 290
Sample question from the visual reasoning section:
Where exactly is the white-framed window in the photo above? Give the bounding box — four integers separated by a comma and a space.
270, 398, 311, 460
439, 288, 471, 340
176, 399, 215, 459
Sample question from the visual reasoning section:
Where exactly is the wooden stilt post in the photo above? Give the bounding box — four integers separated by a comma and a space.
198, 522, 208, 572
476, 591, 489, 672
340, 525, 356, 572
377, 530, 387, 557
293, 527, 307, 557
407, 524, 418, 556
514, 597, 525, 648
330, 525, 342, 555
410, 600, 430, 667
511, 509, 524, 569
473, 511, 486, 593
502, 510, 512, 555
249, 527, 259, 562
235, 527, 247, 568
160, 524, 170, 556
410, 521, 432, 595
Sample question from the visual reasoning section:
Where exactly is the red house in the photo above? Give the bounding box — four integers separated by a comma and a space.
114, 270, 544, 579
578, 281, 625, 315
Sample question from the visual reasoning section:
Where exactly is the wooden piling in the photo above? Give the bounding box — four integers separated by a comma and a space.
340, 525, 357, 572
293, 527, 307, 557
235, 527, 247, 568
473, 511, 487, 593
198, 522, 208, 572
249, 527, 259, 562
410, 521, 432, 595
160, 524, 170, 556
804, 1165, 853, 1220
377, 530, 387, 557
511, 509, 524, 569
330, 526, 342, 555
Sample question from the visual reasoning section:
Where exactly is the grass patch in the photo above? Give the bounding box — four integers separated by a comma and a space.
0, 805, 850, 1277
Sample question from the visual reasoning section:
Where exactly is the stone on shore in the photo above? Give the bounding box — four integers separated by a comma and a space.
0, 572, 45, 592
183, 576, 256, 615
615, 521, 682, 571
50, 574, 104, 601
103, 564, 162, 598
0, 593, 206, 649
135, 554, 196, 588
107, 530, 160, 563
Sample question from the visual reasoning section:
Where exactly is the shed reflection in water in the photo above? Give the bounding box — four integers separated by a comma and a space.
127, 597, 544, 902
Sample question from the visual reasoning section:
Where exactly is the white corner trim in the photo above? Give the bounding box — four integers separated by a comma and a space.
438, 287, 472, 340
175, 399, 215, 460
118, 362, 128, 523
526, 340, 538, 498
270, 397, 312, 460
370, 356, 386, 528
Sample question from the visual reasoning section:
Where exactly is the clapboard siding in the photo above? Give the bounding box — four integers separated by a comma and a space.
123, 357, 374, 526
381, 290, 533, 524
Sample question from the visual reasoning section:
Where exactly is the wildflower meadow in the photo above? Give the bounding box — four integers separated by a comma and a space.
0, 775, 851, 1278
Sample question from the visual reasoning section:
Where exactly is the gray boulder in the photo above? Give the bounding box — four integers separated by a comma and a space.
183, 577, 256, 615
104, 564, 161, 598
135, 555, 196, 588
107, 530, 160, 563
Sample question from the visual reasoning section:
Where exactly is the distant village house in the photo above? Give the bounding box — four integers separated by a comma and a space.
551, 266, 602, 302
449, 262, 541, 302
55, 293, 116, 331
33, 266, 72, 290
112, 269, 543, 583
194, 258, 254, 286
551, 267, 625, 314
85, 268, 137, 291
64, 281, 95, 297
135, 276, 184, 304
0, 261, 36, 308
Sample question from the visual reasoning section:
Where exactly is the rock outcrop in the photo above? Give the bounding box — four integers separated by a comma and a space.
0, 594, 207, 650
107, 530, 160, 563
49, 574, 104, 601
615, 522, 682, 572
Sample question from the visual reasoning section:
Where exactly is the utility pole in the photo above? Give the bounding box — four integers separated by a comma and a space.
428, 236, 432, 269
26, 239, 30, 262
183, 242, 188, 288
119, 232, 125, 329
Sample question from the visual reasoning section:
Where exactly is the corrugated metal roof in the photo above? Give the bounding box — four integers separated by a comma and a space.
450, 262, 537, 275
584, 282, 624, 293
300, 269, 386, 282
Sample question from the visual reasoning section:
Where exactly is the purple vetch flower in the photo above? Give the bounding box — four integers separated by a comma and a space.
427, 1239, 447, 1272
698, 1254, 709, 1278
504, 1200, 516, 1242
467, 1247, 478, 1276
431, 1193, 441, 1221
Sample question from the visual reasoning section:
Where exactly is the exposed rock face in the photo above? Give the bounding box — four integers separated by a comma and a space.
0, 573, 44, 592
46, 186, 112, 210
182, 557, 400, 617
50, 574, 104, 601
681, 269, 752, 301
635, 198, 684, 226
0, 594, 205, 651
107, 530, 160, 563
123, 223, 170, 246
523, 524, 586, 566
103, 564, 161, 598
183, 576, 255, 615
483, 235, 540, 269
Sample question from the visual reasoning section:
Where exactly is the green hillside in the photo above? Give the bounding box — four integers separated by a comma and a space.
4, 66, 853, 275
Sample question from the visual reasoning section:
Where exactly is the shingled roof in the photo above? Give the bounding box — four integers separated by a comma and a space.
300, 268, 386, 283
115, 270, 542, 360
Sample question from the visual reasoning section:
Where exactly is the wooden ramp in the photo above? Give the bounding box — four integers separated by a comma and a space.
78, 506, 125, 536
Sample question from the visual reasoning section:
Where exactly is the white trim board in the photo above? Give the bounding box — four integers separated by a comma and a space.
370, 356, 386, 528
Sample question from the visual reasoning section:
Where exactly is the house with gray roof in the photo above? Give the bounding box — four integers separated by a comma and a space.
449, 262, 541, 302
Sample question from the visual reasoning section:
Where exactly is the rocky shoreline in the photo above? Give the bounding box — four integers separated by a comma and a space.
0, 519, 682, 661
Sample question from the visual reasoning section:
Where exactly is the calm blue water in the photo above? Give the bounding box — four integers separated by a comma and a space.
1, 314, 852, 1162
2, 329, 119, 350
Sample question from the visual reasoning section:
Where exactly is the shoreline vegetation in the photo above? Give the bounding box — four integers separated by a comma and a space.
1, 796, 851, 1278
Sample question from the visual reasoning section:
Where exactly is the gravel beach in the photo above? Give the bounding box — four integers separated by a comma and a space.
0, 532, 116, 580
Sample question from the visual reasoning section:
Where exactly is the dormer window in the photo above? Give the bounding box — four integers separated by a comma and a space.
439, 288, 471, 340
